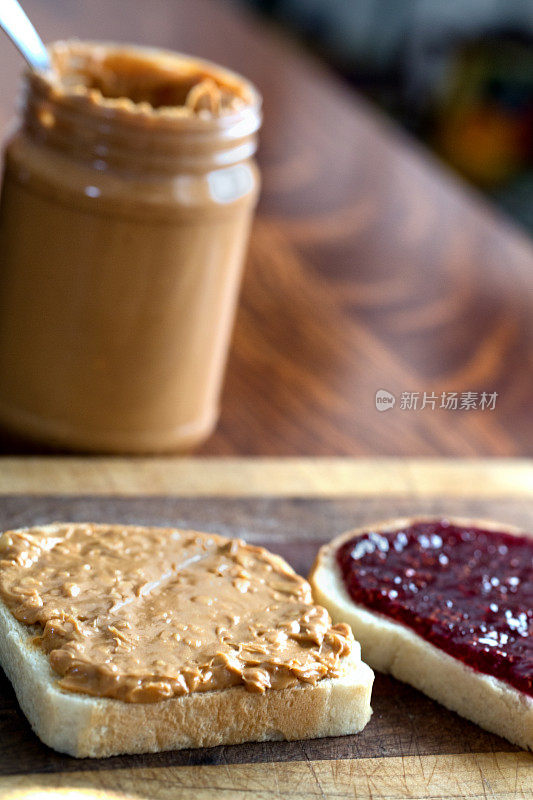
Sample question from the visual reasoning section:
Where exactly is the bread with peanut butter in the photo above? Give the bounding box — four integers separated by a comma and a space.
0, 523, 373, 757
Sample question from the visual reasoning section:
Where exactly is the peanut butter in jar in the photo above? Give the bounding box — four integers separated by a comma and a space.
0, 41, 261, 452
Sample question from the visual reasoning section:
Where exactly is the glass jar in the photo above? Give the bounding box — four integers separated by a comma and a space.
0, 42, 261, 452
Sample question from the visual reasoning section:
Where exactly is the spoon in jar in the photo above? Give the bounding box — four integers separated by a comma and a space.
0, 0, 50, 71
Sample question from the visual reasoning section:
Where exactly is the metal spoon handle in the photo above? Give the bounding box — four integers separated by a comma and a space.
0, 0, 50, 71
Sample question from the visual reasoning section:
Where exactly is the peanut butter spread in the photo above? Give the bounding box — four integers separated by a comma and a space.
46, 42, 253, 118
0, 524, 354, 702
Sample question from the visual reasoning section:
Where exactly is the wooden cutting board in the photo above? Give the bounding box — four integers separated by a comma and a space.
0, 458, 531, 800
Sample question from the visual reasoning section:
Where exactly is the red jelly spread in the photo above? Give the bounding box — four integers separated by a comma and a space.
336, 520, 533, 696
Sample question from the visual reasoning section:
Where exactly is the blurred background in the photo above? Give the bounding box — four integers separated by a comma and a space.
244, 0, 533, 234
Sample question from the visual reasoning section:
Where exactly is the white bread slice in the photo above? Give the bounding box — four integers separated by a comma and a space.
0, 525, 373, 758
309, 517, 533, 751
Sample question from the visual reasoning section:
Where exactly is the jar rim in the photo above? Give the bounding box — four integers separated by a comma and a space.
27, 40, 262, 134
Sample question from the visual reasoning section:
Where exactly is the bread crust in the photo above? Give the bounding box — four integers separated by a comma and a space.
309, 516, 533, 751
0, 524, 374, 758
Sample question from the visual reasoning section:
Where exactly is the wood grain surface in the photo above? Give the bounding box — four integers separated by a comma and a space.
0, 457, 531, 497
0, 0, 532, 458
0, 457, 531, 799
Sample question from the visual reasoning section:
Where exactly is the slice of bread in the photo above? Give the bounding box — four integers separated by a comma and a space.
0, 524, 373, 758
309, 517, 533, 751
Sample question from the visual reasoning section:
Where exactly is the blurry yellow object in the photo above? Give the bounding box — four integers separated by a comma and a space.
2, 788, 129, 799
433, 39, 532, 189
437, 106, 524, 185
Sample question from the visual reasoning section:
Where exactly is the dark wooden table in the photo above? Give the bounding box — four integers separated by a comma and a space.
1, 0, 532, 456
